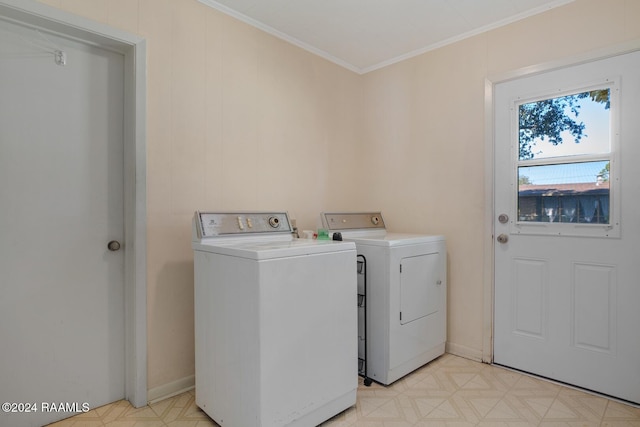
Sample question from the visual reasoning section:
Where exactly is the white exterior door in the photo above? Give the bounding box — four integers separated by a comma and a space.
494, 50, 640, 404
0, 19, 125, 426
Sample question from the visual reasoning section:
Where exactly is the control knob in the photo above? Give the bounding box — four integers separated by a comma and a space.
268, 216, 280, 228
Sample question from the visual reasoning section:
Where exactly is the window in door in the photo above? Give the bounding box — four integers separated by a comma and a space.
512, 82, 619, 237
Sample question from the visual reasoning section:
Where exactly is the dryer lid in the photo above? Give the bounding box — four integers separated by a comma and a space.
341, 232, 445, 247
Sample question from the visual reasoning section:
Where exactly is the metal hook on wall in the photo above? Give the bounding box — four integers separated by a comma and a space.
54, 50, 66, 66
35, 30, 66, 66
1, 28, 68, 66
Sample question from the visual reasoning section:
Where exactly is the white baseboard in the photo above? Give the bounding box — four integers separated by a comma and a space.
445, 341, 484, 363
145, 344, 484, 405
147, 375, 195, 405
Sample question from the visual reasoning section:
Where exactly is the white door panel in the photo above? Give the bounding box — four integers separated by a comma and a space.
494, 51, 640, 404
400, 254, 440, 325
0, 19, 125, 426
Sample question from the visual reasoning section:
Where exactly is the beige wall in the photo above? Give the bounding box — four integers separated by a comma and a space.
37, 0, 640, 396
360, 0, 640, 361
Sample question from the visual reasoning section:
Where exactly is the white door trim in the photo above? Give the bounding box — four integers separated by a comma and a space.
483, 39, 640, 365
0, 0, 148, 407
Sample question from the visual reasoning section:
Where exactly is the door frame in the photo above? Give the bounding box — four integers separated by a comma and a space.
0, 0, 148, 407
483, 39, 640, 365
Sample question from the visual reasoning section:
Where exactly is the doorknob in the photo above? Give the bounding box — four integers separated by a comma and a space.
107, 240, 121, 251
497, 234, 509, 244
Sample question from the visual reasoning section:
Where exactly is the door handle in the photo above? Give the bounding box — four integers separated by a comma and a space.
107, 240, 121, 251
497, 234, 509, 244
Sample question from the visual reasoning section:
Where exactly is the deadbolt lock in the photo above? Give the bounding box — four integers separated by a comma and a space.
498, 214, 509, 224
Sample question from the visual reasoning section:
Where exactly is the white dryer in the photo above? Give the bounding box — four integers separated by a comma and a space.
192, 211, 357, 427
321, 212, 446, 385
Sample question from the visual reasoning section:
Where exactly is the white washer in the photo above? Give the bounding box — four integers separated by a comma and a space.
192, 211, 357, 427
321, 212, 446, 385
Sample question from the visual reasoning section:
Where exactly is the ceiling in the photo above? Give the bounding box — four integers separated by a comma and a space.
198, 0, 574, 74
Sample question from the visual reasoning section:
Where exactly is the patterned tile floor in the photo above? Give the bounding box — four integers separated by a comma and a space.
48, 354, 640, 426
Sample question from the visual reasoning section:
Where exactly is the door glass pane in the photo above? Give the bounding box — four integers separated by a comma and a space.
518, 161, 610, 223
519, 89, 610, 160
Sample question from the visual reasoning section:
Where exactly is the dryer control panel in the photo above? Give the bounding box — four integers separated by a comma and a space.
321, 212, 386, 231
195, 211, 292, 238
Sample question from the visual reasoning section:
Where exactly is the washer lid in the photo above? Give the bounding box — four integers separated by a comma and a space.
192, 238, 356, 260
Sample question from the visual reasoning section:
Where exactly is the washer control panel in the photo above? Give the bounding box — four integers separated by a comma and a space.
321, 212, 386, 231
196, 212, 292, 237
